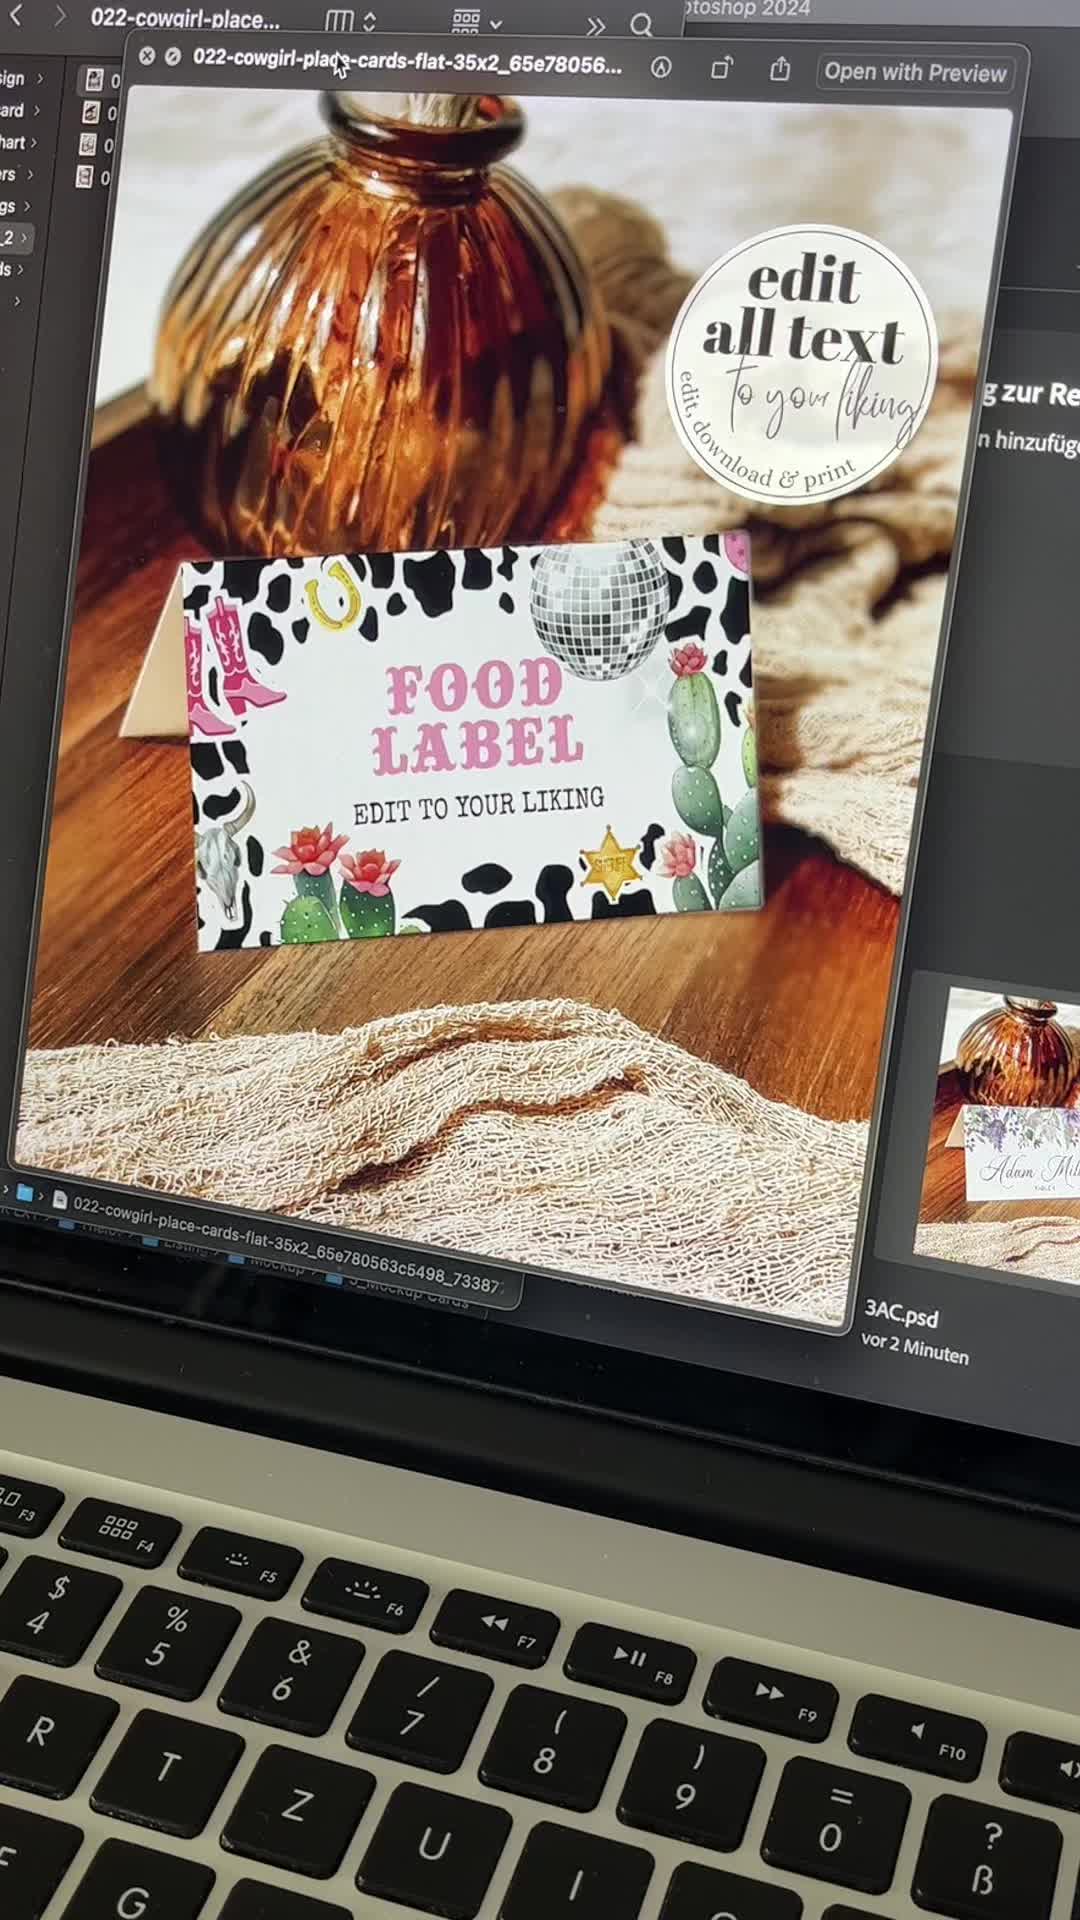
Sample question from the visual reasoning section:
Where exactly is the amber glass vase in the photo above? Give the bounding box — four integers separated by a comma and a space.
150, 93, 613, 557
955, 997, 1076, 1107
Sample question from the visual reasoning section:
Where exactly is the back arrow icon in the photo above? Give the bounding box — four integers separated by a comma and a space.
9, 4, 22, 24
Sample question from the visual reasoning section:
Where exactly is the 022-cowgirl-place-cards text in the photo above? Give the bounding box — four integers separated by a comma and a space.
186, 536, 760, 951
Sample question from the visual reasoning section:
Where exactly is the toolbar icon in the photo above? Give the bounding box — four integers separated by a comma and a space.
711, 55, 733, 80
650, 53, 672, 79
770, 54, 791, 81
324, 5, 353, 25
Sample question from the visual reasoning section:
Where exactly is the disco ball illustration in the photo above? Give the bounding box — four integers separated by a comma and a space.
529, 540, 670, 682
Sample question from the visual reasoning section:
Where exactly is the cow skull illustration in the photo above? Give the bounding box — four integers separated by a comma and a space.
196, 780, 256, 922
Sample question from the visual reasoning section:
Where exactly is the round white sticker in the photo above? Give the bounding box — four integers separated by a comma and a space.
665, 223, 938, 507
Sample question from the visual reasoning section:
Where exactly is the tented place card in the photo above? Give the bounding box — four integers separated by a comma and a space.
184, 536, 761, 951
963, 1105, 1080, 1202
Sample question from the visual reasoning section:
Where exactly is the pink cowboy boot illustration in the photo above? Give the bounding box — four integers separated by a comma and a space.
185, 615, 234, 737
207, 593, 286, 716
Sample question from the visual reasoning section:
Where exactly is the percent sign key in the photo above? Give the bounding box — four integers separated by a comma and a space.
96, 1588, 243, 1701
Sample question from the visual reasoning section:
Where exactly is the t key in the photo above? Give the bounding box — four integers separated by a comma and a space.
912, 1792, 1062, 1919
761, 1757, 910, 1895
91, 1709, 244, 1839
0, 1557, 120, 1666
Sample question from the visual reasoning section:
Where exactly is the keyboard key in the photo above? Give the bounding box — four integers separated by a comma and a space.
91, 1708, 243, 1838
500, 1822, 653, 1919
60, 1499, 181, 1571
432, 1589, 559, 1670
179, 1528, 301, 1601
480, 1684, 625, 1812
0, 1557, 120, 1666
1000, 1729, 1080, 1812
706, 1658, 837, 1743
220, 1619, 363, 1737
565, 1622, 695, 1705
912, 1792, 1061, 1919
219, 1887, 350, 1920
0, 1477, 63, 1539
0, 1801, 81, 1915
96, 1587, 240, 1702
222, 1744, 374, 1879
303, 1558, 428, 1635
62, 1838, 214, 1918
0, 1674, 117, 1798
761, 1757, 910, 1895
617, 1717, 765, 1851
661, 1863, 804, 1919
357, 1781, 511, 1919
346, 1650, 492, 1774
849, 1694, 985, 1783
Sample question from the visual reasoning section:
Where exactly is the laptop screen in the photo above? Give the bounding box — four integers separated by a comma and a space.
6, 12, 1079, 1458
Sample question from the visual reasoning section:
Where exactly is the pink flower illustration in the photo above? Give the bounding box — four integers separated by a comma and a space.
670, 641, 708, 678
272, 823, 349, 877
340, 849, 400, 897
656, 832, 697, 880
724, 530, 751, 576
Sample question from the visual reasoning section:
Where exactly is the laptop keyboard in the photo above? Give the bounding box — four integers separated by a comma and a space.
0, 1466, 1076, 1918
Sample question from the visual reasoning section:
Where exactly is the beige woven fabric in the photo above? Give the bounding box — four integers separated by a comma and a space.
915, 1220, 1080, 1288
18, 999, 866, 1324
558, 186, 978, 895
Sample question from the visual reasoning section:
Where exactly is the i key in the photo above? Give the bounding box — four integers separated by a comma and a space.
912, 1792, 1062, 1919
219, 1619, 363, 1737
618, 1719, 765, 1852
480, 1684, 625, 1812
96, 1587, 241, 1702
0, 1557, 120, 1666
501, 1822, 654, 1920
0, 1673, 117, 1797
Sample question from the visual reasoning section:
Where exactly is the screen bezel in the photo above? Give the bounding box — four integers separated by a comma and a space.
3, 1218, 1080, 1547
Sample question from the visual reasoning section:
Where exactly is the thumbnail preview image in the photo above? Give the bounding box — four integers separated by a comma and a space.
17, 87, 1010, 1327
916, 986, 1080, 1289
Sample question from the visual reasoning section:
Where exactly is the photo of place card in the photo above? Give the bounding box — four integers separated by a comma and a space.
186, 535, 760, 952
963, 1105, 1080, 1202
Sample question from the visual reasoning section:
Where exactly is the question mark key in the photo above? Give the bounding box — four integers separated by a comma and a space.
913, 1793, 1062, 1917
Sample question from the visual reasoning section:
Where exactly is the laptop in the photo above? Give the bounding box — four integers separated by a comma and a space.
0, 6, 1076, 1917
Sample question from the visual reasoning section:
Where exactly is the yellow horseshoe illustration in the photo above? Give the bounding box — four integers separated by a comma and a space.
305, 561, 363, 632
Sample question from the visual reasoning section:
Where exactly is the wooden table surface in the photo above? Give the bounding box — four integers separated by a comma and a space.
919, 1066, 1080, 1224
28, 415, 901, 1126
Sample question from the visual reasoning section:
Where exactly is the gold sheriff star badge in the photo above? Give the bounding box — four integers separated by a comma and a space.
581, 826, 641, 904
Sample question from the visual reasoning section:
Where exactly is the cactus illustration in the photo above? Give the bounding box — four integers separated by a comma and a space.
741, 722, 757, 789
672, 873, 711, 913
708, 836, 735, 909
295, 868, 340, 930
668, 672, 721, 769
723, 788, 760, 875
340, 881, 396, 939
718, 860, 762, 911
281, 895, 338, 944
672, 764, 726, 837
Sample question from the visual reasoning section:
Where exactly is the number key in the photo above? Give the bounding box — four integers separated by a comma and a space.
346, 1650, 492, 1773
761, 1758, 910, 1895
96, 1587, 240, 1701
480, 1684, 625, 1812
618, 1718, 765, 1851
220, 1619, 364, 1737
0, 1557, 120, 1666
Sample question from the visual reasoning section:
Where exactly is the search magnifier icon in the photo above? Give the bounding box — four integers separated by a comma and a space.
630, 9, 653, 32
